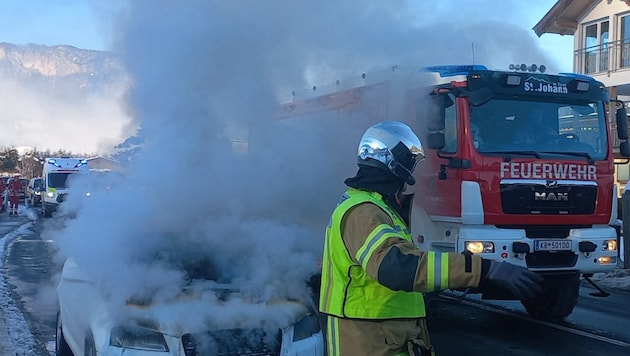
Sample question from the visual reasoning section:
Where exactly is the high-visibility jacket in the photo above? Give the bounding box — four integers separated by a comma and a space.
320, 188, 425, 319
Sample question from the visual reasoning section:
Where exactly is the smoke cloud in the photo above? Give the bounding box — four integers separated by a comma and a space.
45, 0, 562, 336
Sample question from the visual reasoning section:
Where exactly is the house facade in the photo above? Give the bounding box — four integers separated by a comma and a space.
535, 0, 630, 194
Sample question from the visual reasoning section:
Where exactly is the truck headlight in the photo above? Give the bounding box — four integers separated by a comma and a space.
603, 239, 617, 251
110, 325, 169, 351
598, 256, 617, 264
465, 241, 494, 254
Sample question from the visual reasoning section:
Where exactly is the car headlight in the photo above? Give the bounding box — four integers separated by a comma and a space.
465, 241, 495, 254
46, 192, 54, 198
110, 326, 169, 351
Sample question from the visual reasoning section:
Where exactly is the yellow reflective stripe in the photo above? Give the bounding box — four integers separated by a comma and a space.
327, 316, 340, 356
356, 225, 398, 268
321, 245, 334, 312
426, 251, 450, 292
441, 252, 449, 289
427, 251, 436, 292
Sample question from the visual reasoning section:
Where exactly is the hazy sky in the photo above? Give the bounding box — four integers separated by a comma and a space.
0, 0, 573, 69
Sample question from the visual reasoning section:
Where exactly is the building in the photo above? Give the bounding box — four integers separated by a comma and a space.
86, 156, 124, 172
535, 0, 630, 194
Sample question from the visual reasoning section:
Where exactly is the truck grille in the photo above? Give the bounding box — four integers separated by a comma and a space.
182, 328, 280, 356
500, 180, 596, 215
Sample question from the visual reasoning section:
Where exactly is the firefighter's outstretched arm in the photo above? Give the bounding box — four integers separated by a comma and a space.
343, 203, 543, 299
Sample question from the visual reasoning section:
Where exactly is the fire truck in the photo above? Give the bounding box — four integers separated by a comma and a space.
272, 64, 630, 321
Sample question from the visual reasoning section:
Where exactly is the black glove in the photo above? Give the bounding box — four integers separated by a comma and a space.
482, 260, 544, 300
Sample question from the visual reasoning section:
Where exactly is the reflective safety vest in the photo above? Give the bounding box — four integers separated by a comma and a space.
319, 188, 425, 319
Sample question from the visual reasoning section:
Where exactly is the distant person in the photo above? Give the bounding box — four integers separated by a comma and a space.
8, 175, 21, 215
0, 178, 5, 213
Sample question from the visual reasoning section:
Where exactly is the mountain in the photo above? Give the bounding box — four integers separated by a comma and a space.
0, 42, 127, 94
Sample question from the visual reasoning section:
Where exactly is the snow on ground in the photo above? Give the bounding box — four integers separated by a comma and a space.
0, 220, 41, 355
591, 268, 630, 290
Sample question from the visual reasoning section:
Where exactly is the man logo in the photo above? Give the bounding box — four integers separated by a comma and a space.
535, 192, 568, 201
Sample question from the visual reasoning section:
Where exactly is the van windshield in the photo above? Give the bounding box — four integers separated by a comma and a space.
47, 173, 74, 189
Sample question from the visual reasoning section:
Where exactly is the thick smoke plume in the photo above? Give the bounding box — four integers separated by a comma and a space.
46, 0, 561, 334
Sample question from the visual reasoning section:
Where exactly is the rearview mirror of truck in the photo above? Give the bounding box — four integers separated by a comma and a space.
426, 132, 445, 150
620, 141, 630, 158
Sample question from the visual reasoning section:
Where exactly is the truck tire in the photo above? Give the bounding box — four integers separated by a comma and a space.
521, 273, 580, 322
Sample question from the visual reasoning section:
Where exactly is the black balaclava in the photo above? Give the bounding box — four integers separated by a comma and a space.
345, 165, 404, 197
344, 165, 408, 220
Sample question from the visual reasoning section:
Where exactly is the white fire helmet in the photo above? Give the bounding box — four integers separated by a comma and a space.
357, 120, 425, 185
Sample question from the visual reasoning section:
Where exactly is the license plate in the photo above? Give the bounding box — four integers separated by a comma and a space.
534, 240, 572, 251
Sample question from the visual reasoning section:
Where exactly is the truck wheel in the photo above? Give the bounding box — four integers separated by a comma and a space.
521, 273, 580, 322
56, 311, 73, 356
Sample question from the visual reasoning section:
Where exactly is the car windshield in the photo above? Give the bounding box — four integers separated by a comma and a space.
470, 99, 608, 160
33, 179, 42, 189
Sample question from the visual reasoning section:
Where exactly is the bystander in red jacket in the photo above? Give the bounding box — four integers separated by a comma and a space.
8, 176, 21, 215
0, 178, 5, 213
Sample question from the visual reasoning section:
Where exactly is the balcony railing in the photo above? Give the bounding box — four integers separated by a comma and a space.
575, 39, 630, 75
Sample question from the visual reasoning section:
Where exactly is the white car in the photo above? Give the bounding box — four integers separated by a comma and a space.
56, 258, 325, 355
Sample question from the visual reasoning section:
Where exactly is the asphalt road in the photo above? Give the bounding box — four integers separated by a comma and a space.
2, 213, 630, 355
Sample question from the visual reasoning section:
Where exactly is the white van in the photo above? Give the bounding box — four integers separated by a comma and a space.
41, 157, 89, 217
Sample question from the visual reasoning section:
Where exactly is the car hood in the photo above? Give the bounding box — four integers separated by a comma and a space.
61, 258, 311, 337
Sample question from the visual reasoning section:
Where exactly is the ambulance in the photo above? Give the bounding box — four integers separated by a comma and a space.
41, 157, 89, 217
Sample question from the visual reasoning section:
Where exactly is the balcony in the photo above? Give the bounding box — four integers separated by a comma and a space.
575, 40, 630, 96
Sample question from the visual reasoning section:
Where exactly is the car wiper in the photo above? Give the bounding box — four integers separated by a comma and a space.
481, 151, 541, 158
540, 151, 594, 164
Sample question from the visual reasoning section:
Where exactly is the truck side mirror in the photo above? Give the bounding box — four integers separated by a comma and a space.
426, 132, 445, 149
620, 141, 630, 158
616, 105, 629, 140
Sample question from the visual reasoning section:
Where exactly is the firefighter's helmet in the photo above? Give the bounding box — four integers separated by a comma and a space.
357, 120, 425, 185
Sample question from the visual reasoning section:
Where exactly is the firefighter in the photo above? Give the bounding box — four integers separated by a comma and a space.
0, 178, 5, 213
8, 175, 22, 215
319, 121, 544, 355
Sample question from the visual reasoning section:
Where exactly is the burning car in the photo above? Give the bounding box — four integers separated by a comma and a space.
56, 258, 324, 355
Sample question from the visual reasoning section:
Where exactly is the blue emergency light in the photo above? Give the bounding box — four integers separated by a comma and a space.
422, 65, 488, 77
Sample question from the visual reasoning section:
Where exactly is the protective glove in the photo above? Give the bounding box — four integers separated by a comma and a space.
482, 260, 544, 300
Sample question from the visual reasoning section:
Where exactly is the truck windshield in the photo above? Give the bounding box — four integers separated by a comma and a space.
470, 99, 607, 161
48, 173, 74, 189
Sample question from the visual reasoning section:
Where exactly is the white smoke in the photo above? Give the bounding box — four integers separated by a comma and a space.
45, 0, 564, 335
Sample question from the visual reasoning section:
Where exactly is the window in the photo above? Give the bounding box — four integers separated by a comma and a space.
442, 93, 458, 154
583, 20, 609, 73
621, 15, 630, 68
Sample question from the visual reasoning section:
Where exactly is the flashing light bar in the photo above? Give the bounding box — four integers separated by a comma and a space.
423, 65, 488, 77
509, 63, 546, 73
47, 158, 88, 169
47, 159, 62, 168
